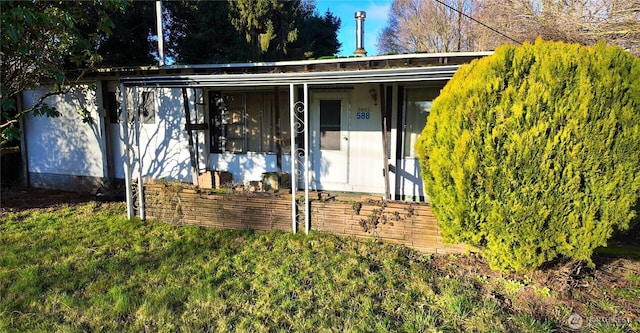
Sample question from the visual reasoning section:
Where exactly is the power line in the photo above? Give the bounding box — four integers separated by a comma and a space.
432, 0, 522, 45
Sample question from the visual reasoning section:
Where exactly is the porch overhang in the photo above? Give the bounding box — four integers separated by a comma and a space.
119, 65, 462, 88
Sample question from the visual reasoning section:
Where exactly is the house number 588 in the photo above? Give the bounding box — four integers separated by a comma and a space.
356, 111, 371, 120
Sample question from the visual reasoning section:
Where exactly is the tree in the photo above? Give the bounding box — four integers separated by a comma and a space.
166, 0, 340, 64
378, 0, 477, 54
96, 1, 157, 67
164, 1, 249, 64
377, 0, 640, 56
474, 0, 640, 55
0, 0, 126, 147
290, 9, 341, 59
416, 40, 640, 272
229, 0, 320, 62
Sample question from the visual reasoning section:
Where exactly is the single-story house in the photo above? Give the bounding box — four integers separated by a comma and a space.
20, 52, 490, 229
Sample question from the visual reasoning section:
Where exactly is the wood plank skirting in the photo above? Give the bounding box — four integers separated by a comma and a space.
144, 184, 467, 254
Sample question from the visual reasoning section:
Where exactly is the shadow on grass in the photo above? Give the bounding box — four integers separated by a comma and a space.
0, 187, 95, 215
597, 219, 640, 259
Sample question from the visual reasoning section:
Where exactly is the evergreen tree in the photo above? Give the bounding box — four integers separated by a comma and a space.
291, 9, 341, 59
164, 1, 245, 64
166, 0, 340, 63
96, 1, 157, 67
416, 40, 640, 272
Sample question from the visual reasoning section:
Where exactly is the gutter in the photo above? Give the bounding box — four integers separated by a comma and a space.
119, 65, 464, 88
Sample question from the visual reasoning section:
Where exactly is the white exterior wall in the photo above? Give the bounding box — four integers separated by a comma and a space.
395, 158, 427, 200
22, 85, 201, 190
135, 87, 195, 183
209, 153, 291, 185
21, 82, 431, 199
22, 85, 106, 191
109, 123, 126, 179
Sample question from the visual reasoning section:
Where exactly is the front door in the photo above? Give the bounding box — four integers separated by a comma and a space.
311, 94, 350, 189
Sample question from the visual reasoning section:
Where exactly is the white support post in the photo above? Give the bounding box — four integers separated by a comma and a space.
132, 88, 145, 220
389, 83, 399, 200
289, 84, 297, 234
303, 83, 310, 234
120, 84, 134, 219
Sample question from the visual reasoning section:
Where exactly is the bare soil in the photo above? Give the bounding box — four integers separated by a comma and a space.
432, 253, 640, 331
0, 187, 95, 216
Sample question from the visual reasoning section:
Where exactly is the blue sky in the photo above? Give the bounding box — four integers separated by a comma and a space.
315, 0, 393, 56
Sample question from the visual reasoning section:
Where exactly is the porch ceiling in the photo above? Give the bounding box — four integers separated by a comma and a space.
119, 65, 462, 88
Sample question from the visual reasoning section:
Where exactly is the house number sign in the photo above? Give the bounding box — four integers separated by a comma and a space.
356, 107, 371, 120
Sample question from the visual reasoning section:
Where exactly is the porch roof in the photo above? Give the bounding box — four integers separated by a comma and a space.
118, 51, 492, 88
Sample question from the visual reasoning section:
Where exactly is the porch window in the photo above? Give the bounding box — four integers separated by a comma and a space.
403, 88, 440, 157
209, 91, 290, 154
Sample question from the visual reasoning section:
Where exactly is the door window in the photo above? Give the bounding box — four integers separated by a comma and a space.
319, 100, 341, 150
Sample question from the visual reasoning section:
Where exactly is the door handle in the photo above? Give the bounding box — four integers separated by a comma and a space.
343, 136, 348, 141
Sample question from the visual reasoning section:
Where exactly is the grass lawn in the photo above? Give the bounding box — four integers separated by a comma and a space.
1, 201, 638, 332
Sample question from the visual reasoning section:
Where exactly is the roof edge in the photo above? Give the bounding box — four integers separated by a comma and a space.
96, 51, 494, 74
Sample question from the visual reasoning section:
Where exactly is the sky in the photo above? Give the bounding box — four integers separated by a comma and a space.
315, 0, 393, 56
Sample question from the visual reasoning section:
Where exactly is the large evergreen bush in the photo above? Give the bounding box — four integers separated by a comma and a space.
416, 39, 640, 272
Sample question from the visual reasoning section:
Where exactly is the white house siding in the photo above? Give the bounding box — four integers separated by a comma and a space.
109, 123, 126, 179
396, 158, 427, 201
135, 87, 197, 184
21, 85, 199, 191
22, 85, 106, 192
102, 85, 204, 182
209, 153, 292, 186
19, 54, 491, 198
21, 83, 433, 199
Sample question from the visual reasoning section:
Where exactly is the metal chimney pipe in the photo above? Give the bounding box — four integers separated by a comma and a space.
354, 11, 367, 57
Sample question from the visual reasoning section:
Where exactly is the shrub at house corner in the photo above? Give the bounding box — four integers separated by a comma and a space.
416, 39, 640, 272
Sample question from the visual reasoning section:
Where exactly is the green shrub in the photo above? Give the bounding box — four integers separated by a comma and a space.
416, 39, 640, 272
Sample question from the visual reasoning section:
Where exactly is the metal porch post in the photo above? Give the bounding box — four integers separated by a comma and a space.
289, 83, 310, 234
303, 83, 310, 234
120, 83, 134, 219
289, 84, 298, 233
132, 88, 145, 220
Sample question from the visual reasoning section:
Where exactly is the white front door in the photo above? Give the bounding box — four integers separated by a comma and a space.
311, 93, 350, 190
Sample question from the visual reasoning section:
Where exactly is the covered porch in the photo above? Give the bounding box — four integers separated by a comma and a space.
117, 52, 491, 232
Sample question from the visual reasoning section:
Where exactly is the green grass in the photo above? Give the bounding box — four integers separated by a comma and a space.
595, 246, 640, 258
0, 202, 626, 332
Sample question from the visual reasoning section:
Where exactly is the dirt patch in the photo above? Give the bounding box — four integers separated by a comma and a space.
0, 187, 95, 216
427, 248, 640, 331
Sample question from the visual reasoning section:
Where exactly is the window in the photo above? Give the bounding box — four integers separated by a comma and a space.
138, 91, 156, 124
106, 91, 119, 123
103, 81, 122, 124
209, 90, 290, 154
319, 100, 341, 150
403, 88, 440, 157
104, 87, 154, 124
